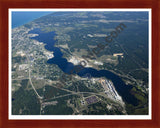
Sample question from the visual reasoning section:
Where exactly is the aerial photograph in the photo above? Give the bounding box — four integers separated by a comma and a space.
10, 10, 150, 117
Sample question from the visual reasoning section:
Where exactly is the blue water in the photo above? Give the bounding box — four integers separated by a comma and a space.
29, 28, 139, 106
12, 12, 53, 28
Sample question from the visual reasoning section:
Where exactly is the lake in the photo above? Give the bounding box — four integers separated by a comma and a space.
29, 28, 139, 106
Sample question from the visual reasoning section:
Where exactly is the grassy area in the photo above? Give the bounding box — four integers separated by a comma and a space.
126, 86, 148, 115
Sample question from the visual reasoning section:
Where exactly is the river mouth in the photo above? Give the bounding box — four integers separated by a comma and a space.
29, 28, 139, 106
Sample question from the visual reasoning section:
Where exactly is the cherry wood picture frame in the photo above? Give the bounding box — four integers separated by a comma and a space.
0, 0, 160, 128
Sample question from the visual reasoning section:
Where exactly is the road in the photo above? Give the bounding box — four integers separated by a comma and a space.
25, 51, 43, 100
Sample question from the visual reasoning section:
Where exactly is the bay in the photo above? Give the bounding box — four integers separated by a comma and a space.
12, 11, 53, 28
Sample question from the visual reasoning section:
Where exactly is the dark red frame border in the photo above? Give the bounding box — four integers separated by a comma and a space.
0, 0, 160, 128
